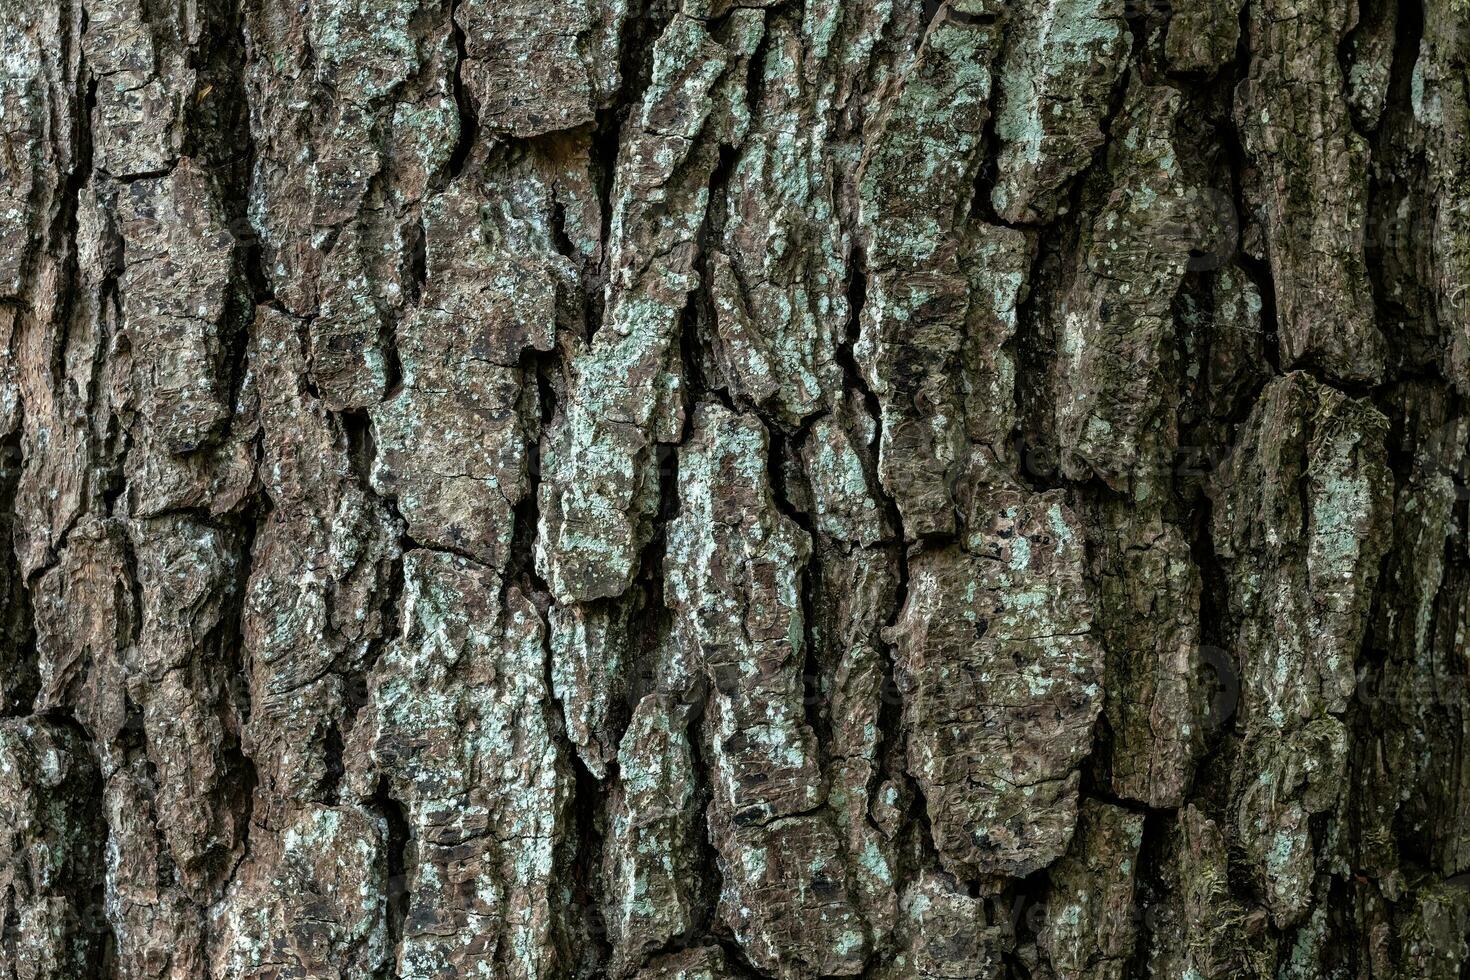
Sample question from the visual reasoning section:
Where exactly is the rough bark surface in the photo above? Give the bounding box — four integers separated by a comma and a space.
2, 0, 1469, 977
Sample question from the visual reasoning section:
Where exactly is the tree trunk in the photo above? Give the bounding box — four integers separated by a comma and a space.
2, 0, 1468, 977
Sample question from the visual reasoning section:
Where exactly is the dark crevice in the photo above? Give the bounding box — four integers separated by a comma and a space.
1187, 493, 1242, 746
0, 429, 39, 716
445, 3, 479, 185
1121, 0, 1162, 85
380, 315, 406, 404
832, 250, 911, 548
321, 722, 344, 805
1078, 786, 1173, 819
680, 256, 723, 417
697, 143, 740, 256
218, 748, 260, 903
232, 38, 275, 313
340, 408, 378, 488
507, 347, 559, 599
1007, 241, 1070, 490
680, 694, 730, 959
764, 428, 815, 537
550, 195, 603, 344
835, 253, 879, 429
585, 0, 675, 306
591, 106, 625, 291
944, 8, 999, 28
43, 71, 98, 406
562, 709, 614, 972
403, 215, 428, 309
765, 427, 832, 760
869, 553, 907, 781
215, 505, 264, 895
966, 13, 1019, 231
1124, 805, 1176, 979
369, 776, 413, 978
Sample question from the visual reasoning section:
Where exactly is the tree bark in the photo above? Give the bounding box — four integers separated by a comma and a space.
2, 0, 1468, 977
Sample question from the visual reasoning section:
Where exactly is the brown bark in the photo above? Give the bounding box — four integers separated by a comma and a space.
2, 0, 1469, 977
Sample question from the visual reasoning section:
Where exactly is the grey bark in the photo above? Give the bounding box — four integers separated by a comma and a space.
2, 0, 1469, 977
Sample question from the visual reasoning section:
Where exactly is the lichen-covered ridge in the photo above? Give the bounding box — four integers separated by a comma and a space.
1, 0, 1468, 977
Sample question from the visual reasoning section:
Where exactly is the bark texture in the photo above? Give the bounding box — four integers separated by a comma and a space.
2, 0, 1469, 976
